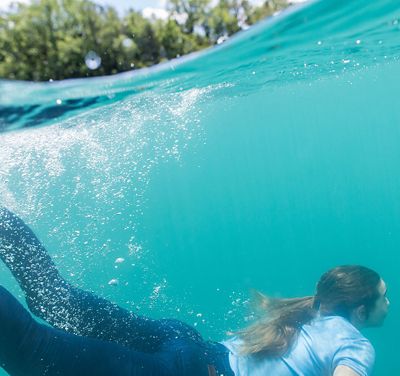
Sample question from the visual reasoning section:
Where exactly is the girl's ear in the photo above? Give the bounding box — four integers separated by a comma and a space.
353, 305, 367, 324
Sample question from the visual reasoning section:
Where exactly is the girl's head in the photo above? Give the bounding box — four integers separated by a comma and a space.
315, 265, 389, 328
235, 265, 388, 356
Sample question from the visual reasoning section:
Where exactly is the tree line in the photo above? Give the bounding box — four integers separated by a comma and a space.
0, 0, 289, 81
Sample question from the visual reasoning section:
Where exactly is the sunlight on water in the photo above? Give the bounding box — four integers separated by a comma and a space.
0, 86, 220, 311
0, 86, 214, 214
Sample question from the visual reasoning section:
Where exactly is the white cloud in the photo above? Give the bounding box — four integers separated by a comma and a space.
0, 0, 30, 10
142, 7, 168, 20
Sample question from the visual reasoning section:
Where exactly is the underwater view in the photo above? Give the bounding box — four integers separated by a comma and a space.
0, 0, 399, 374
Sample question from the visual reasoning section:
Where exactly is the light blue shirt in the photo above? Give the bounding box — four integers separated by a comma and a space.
222, 315, 375, 376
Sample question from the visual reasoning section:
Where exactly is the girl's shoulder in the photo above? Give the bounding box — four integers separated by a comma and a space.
303, 315, 374, 354
309, 315, 364, 335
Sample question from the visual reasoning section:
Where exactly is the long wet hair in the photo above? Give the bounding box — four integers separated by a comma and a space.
234, 265, 381, 357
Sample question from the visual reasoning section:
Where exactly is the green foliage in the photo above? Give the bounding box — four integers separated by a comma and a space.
0, 0, 290, 81
246, 0, 289, 25
205, 0, 249, 42
156, 19, 205, 60
168, 0, 211, 34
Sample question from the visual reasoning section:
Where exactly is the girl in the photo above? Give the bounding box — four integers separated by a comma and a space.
0, 208, 388, 375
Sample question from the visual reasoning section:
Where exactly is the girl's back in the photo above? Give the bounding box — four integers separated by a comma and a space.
223, 315, 375, 376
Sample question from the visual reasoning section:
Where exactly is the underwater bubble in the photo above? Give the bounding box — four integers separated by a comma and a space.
56, 99, 62, 105
128, 242, 142, 256
85, 51, 102, 70
108, 278, 119, 286
114, 257, 125, 264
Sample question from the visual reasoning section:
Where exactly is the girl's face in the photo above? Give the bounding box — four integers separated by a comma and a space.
365, 279, 389, 327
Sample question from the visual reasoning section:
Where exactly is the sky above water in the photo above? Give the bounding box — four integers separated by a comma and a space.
0, 0, 268, 14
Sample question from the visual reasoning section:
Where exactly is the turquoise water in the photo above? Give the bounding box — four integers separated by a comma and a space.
1, 0, 400, 374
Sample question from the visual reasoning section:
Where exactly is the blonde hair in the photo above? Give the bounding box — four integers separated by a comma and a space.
234, 292, 316, 356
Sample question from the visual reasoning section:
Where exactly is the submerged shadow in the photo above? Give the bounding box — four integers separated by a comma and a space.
0, 89, 139, 133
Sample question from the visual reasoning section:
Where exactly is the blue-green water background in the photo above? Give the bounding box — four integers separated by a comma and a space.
1, 0, 400, 374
